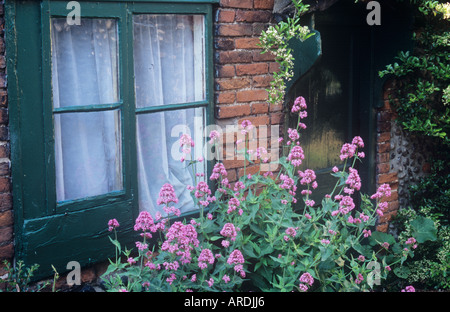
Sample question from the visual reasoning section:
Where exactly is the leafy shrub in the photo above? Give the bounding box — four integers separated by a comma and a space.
101, 97, 435, 292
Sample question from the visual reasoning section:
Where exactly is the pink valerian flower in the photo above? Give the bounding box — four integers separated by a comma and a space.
287, 145, 305, 167
234, 264, 246, 278
291, 96, 307, 113
338, 196, 355, 215
198, 248, 215, 270
401, 285, 415, 292
352, 136, 364, 148
321, 239, 330, 245
240, 120, 253, 135
222, 275, 231, 284
209, 130, 221, 144
221, 240, 230, 248
162, 221, 200, 264
405, 237, 418, 249
371, 183, 392, 200
382, 242, 390, 249
134, 211, 158, 236
358, 255, 365, 262
227, 197, 240, 214
332, 166, 339, 173
166, 273, 176, 285
360, 213, 370, 222
227, 249, 245, 266
136, 241, 148, 251
157, 183, 179, 206
253, 147, 270, 163
279, 174, 297, 196
180, 133, 195, 148
340, 143, 357, 161
299, 283, 309, 292
305, 199, 315, 207
299, 272, 314, 286
346, 167, 362, 191
298, 169, 316, 185
284, 227, 297, 242
127, 257, 136, 265
206, 278, 214, 287
210, 162, 228, 180
163, 206, 181, 217
108, 219, 120, 232
287, 128, 300, 141
220, 223, 238, 241
163, 260, 180, 271
354, 273, 364, 285
363, 229, 372, 237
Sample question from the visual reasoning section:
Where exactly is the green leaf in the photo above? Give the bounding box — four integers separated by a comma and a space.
410, 216, 437, 243
108, 236, 121, 254
369, 231, 396, 246
394, 266, 410, 279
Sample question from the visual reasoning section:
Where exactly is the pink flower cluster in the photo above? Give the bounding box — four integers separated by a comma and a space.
227, 197, 240, 214
339, 136, 364, 161
208, 130, 220, 144
134, 211, 160, 238
227, 249, 245, 278
240, 120, 253, 135
284, 227, 297, 242
220, 223, 238, 241
405, 237, 418, 249
194, 181, 215, 207
157, 183, 179, 206
371, 183, 392, 200
198, 248, 215, 270
180, 133, 195, 162
291, 96, 307, 113
108, 218, 119, 232
401, 285, 415, 292
298, 169, 316, 186
280, 174, 297, 197
287, 145, 305, 167
161, 221, 200, 265
345, 167, 361, 194
298, 272, 314, 291
210, 162, 228, 181
331, 195, 355, 216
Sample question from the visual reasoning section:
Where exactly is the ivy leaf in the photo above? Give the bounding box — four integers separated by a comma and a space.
410, 216, 437, 243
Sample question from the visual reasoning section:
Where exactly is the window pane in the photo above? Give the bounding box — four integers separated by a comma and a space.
136, 108, 205, 216
133, 14, 205, 108
55, 110, 123, 202
51, 18, 119, 108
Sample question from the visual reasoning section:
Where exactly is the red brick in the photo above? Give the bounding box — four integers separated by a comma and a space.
226, 168, 237, 182
0, 193, 12, 211
235, 37, 261, 49
388, 200, 399, 212
253, 75, 273, 88
376, 223, 389, 233
216, 92, 236, 104
216, 65, 236, 78
216, 78, 251, 91
216, 104, 251, 119
377, 121, 391, 133
215, 38, 235, 50
385, 190, 399, 202
0, 226, 13, 243
377, 142, 390, 153
235, 10, 272, 23
377, 152, 390, 164
217, 10, 235, 23
0, 177, 10, 193
377, 172, 398, 184
236, 89, 268, 102
223, 159, 250, 169
238, 165, 260, 177
377, 163, 390, 174
0, 109, 7, 125
238, 115, 270, 127
252, 50, 276, 62
379, 210, 397, 224
251, 103, 269, 114
254, 0, 274, 9
0, 144, 9, 158
217, 50, 253, 64
236, 63, 268, 76
217, 24, 253, 37
269, 103, 283, 112
377, 132, 391, 143
0, 243, 13, 259
268, 61, 281, 73
271, 112, 284, 124
221, 0, 253, 9
422, 162, 431, 174
0, 210, 13, 227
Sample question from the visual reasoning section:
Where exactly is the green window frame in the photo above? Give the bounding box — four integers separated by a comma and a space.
6, 0, 217, 278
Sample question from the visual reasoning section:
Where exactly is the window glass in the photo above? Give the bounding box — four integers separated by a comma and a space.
51, 18, 122, 202
133, 14, 205, 107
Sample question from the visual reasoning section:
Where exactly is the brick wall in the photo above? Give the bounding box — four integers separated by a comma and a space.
0, 0, 13, 272
214, 0, 284, 180
375, 80, 432, 233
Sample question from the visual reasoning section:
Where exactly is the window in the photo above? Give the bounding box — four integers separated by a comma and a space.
6, 0, 216, 278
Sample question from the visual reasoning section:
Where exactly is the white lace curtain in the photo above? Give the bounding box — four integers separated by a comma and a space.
51, 15, 205, 216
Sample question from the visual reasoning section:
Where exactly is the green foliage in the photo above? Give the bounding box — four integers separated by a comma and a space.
0, 260, 50, 292
258, 0, 315, 105
379, 0, 450, 145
